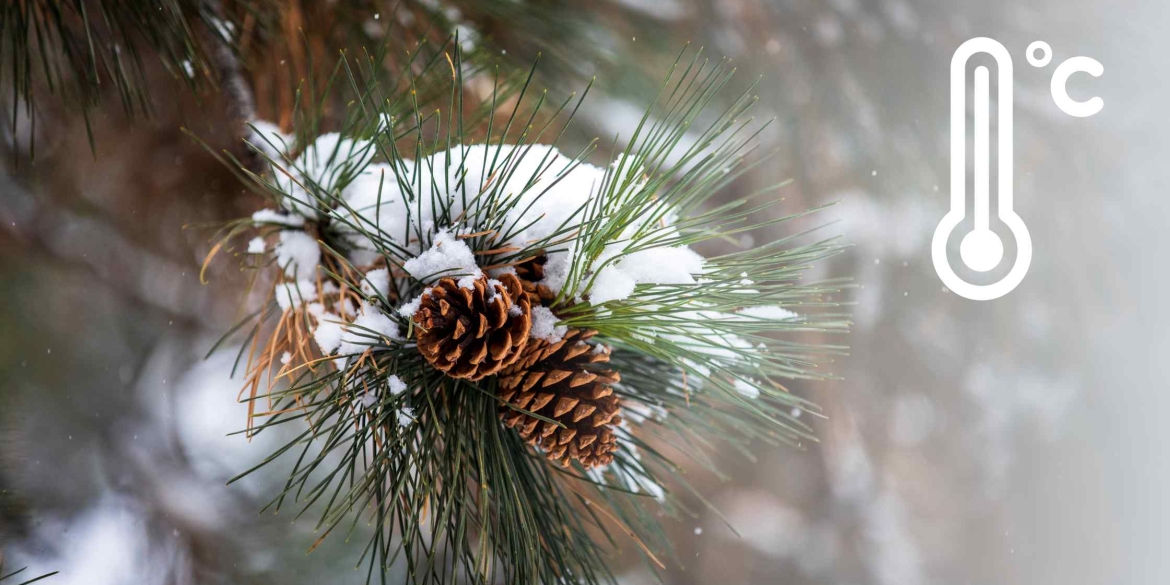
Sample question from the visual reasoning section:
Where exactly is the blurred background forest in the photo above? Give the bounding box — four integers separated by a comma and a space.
2, 0, 1169, 584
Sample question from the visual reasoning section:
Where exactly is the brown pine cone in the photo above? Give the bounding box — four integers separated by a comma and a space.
497, 329, 622, 469
514, 254, 557, 307
412, 274, 532, 380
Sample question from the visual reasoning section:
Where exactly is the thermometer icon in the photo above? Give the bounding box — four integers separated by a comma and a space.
932, 37, 1030, 301
932, 37, 1103, 301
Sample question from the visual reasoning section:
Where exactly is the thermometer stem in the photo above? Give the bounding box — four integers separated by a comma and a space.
974, 65, 991, 232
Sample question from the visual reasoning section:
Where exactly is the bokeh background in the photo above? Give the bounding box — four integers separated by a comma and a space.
2, 0, 1168, 584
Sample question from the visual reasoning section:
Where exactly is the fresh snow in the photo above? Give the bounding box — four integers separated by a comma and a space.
398, 290, 428, 319
582, 244, 703, 305
398, 405, 416, 427
314, 302, 403, 357
313, 314, 345, 355
246, 236, 266, 254
323, 142, 708, 306
529, 306, 567, 342
338, 303, 401, 355
251, 208, 305, 227
275, 281, 318, 310
361, 268, 391, 298
737, 305, 799, 321
274, 230, 320, 280
359, 391, 379, 409
734, 378, 762, 399
336, 162, 411, 263
402, 229, 482, 288
584, 264, 636, 305
273, 132, 376, 220
388, 374, 408, 395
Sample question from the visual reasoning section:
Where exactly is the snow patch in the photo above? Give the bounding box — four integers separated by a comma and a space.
362, 268, 391, 299
274, 230, 320, 280
273, 132, 376, 220
246, 236, 266, 254
275, 281, 318, 310
529, 306, 567, 342
403, 230, 482, 287
398, 290, 428, 319
388, 374, 408, 396
338, 303, 401, 355
313, 314, 345, 355
738, 305, 799, 321
398, 405, 416, 427
251, 208, 305, 227
734, 378, 761, 399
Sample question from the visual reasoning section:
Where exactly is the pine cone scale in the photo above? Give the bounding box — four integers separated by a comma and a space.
467, 342, 489, 365
531, 392, 554, 411
543, 370, 572, 386
571, 404, 596, 422
489, 331, 512, 360
553, 397, 579, 417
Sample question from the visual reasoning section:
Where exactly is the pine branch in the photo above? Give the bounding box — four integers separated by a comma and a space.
1, 0, 219, 151
198, 31, 849, 584
202, 0, 262, 173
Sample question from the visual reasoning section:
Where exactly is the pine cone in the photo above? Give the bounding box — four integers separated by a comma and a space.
514, 254, 556, 306
498, 329, 622, 469
412, 274, 532, 380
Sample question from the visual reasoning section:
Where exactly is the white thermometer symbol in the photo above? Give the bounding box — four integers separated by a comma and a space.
933, 37, 1031, 301
933, 38, 1103, 301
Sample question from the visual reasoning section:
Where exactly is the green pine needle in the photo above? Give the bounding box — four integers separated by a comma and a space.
0, 556, 58, 585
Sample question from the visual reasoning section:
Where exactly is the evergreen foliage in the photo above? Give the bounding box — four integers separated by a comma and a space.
207, 33, 846, 583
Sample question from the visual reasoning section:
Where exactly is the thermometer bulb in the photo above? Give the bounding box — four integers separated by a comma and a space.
960, 229, 1004, 273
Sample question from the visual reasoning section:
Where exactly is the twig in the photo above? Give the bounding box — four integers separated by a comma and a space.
204, 0, 262, 175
